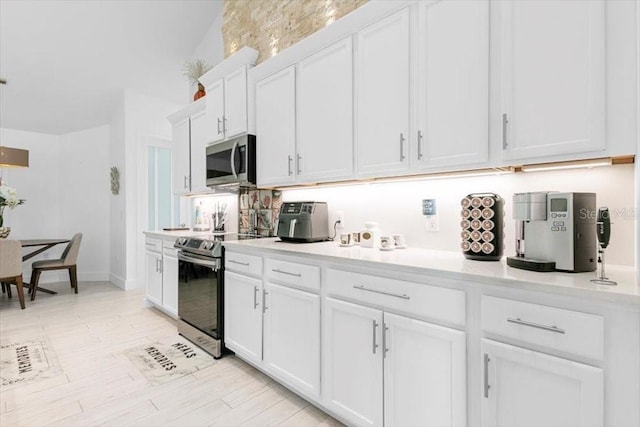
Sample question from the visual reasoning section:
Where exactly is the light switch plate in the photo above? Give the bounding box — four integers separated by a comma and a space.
426, 215, 439, 231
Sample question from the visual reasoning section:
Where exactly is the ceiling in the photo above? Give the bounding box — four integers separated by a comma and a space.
0, 0, 223, 135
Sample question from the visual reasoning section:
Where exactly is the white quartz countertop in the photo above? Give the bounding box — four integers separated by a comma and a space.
144, 229, 219, 239
222, 238, 639, 306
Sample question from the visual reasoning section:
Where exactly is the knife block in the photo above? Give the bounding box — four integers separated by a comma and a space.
460, 193, 504, 261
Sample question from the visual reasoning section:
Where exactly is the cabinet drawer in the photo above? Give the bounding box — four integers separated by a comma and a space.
144, 237, 162, 253
326, 269, 465, 326
265, 258, 320, 292
225, 251, 263, 277
481, 296, 604, 360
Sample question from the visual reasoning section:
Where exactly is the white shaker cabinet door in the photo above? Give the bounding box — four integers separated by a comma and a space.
322, 298, 383, 427
206, 78, 225, 144
263, 283, 320, 398
224, 271, 263, 365
171, 118, 191, 194
481, 339, 603, 427
256, 66, 297, 187
355, 7, 410, 178
297, 37, 354, 183
224, 66, 248, 139
189, 108, 213, 193
415, 0, 489, 169
161, 250, 178, 317
384, 312, 467, 427
499, 0, 605, 160
145, 251, 163, 306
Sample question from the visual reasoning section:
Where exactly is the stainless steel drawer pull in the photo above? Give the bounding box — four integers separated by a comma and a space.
484, 353, 490, 398
417, 130, 424, 160
399, 133, 405, 161
502, 113, 509, 149
507, 317, 565, 334
272, 268, 301, 277
353, 285, 410, 300
146, 242, 155, 246
372, 320, 379, 354
253, 286, 259, 309
228, 259, 250, 266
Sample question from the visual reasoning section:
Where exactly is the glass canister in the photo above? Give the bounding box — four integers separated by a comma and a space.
360, 222, 380, 248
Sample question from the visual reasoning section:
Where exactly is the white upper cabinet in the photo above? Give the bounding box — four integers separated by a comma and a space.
414, 0, 489, 169
206, 79, 225, 144
256, 66, 297, 187
189, 108, 214, 193
224, 66, 249, 139
356, 7, 411, 178
297, 37, 354, 183
497, 0, 605, 161
171, 118, 191, 195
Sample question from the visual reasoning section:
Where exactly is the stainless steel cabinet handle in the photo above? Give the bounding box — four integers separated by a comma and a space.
272, 268, 301, 278
228, 259, 250, 266
217, 117, 222, 135
296, 154, 302, 174
158, 259, 162, 274
262, 290, 269, 313
155, 258, 159, 272
183, 176, 188, 189
383, 323, 389, 358
400, 133, 405, 161
253, 286, 259, 309
145, 242, 155, 247
502, 113, 508, 149
484, 353, 491, 398
353, 285, 410, 300
372, 320, 379, 354
417, 130, 423, 160
223, 116, 227, 134
287, 155, 293, 176
507, 317, 565, 334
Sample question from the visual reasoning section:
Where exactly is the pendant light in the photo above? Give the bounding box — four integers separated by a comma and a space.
0, 78, 30, 168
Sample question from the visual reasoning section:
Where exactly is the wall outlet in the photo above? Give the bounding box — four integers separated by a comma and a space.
336, 211, 345, 228
426, 215, 439, 232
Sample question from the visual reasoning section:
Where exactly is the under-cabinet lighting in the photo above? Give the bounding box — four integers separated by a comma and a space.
520, 158, 614, 173
0, 146, 29, 168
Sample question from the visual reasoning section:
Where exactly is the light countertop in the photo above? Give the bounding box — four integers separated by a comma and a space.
222, 238, 639, 306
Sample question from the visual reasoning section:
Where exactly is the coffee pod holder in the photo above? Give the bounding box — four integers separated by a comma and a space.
460, 193, 504, 261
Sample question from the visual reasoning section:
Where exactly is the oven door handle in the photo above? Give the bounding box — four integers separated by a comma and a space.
230, 139, 239, 179
178, 252, 221, 270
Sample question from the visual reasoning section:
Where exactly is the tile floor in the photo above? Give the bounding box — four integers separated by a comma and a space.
0, 281, 342, 427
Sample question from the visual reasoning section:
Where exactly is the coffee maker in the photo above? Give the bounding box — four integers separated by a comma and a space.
506, 192, 597, 272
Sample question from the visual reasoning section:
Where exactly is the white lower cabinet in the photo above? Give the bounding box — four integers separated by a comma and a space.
323, 297, 466, 427
224, 270, 263, 365
263, 282, 320, 398
144, 237, 179, 317
145, 249, 162, 306
481, 339, 603, 427
161, 245, 178, 316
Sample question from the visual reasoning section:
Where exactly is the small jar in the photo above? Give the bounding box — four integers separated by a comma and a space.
360, 222, 379, 248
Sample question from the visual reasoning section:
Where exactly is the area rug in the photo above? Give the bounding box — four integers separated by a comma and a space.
124, 339, 215, 386
0, 338, 62, 388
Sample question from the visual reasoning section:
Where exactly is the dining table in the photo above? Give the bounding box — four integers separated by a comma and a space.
20, 238, 70, 295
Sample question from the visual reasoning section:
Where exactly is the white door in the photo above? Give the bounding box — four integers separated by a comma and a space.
256, 66, 297, 187
224, 271, 263, 364
481, 339, 603, 427
384, 312, 466, 427
161, 249, 178, 316
189, 109, 212, 193
356, 8, 410, 178
297, 37, 354, 183
171, 118, 190, 194
145, 251, 162, 306
415, 0, 489, 169
224, 66, 248, 139
206, 79, 225, 144
323, 297, 383, 427
263, 283, 320, 398
498, 0, 605, 160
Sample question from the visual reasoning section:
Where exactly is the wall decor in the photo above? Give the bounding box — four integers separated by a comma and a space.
110, 166, 120, 195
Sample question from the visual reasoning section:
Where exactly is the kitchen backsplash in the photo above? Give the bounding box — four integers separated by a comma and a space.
238, 188, 282, 236
282, 164, 637, 267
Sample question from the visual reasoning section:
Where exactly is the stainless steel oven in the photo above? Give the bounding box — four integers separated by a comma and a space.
175, 236, 225, 358
205, 134, 256, 187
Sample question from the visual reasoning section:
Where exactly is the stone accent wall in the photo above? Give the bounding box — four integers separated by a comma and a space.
223, 0, 368, 64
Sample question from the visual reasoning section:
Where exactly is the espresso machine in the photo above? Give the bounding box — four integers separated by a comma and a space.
506, 192, 597, 272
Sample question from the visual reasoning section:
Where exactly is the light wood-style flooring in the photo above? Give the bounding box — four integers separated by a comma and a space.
0, 281, 342, 427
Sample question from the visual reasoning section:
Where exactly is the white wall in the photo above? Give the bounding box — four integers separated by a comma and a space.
185, 11, 224, 102
283, 165, 637, 268
109, 94, 127, 288
1, 126, 110, 282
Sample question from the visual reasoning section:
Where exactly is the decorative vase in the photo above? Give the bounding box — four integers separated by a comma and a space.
193, 83, 206, 101
0, 227, 10, 239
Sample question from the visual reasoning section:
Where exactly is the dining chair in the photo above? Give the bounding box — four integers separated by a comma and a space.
0, 239, 26, 309
29, 233, 82, 301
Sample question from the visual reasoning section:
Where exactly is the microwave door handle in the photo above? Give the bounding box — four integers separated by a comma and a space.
230, 139, 239, 179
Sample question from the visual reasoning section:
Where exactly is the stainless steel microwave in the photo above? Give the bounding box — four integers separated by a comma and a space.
206, 134, 256, 187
